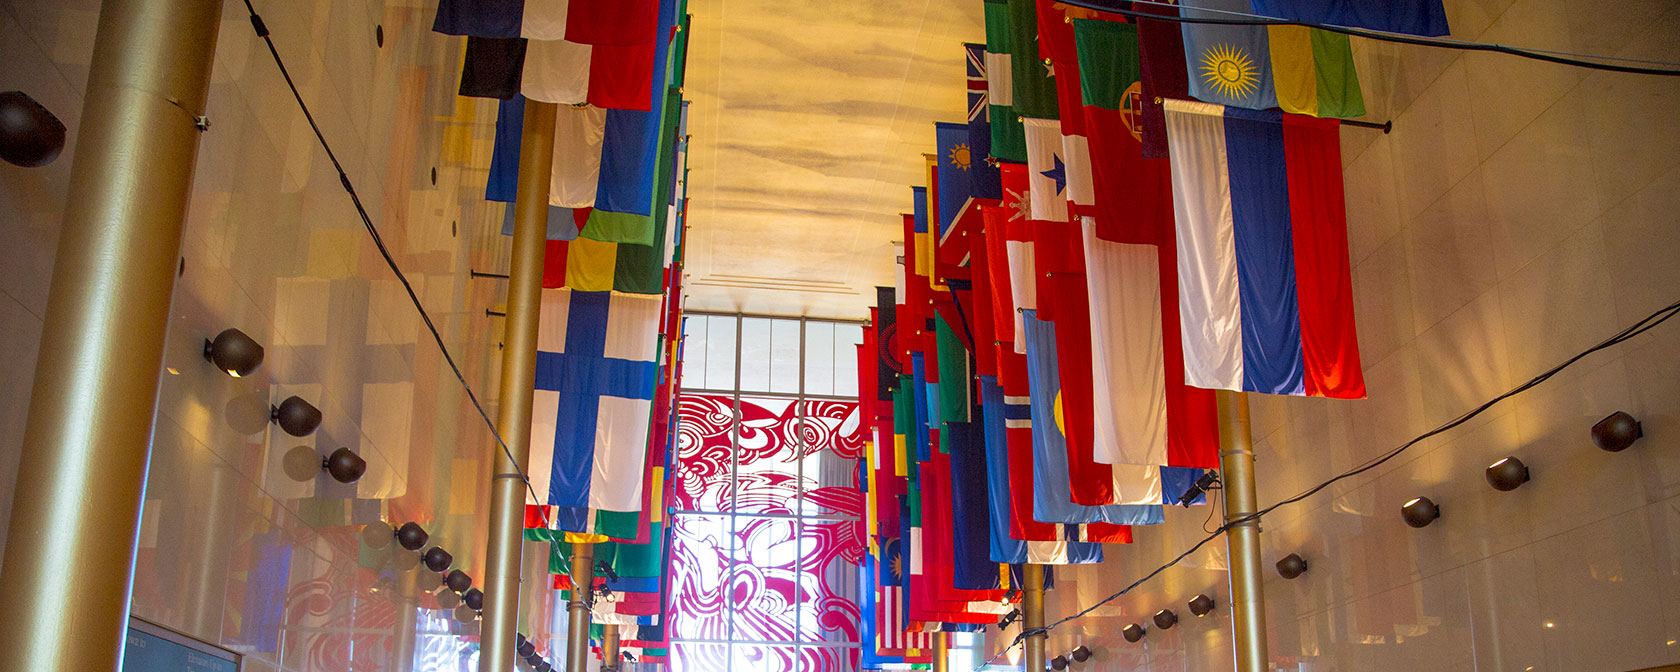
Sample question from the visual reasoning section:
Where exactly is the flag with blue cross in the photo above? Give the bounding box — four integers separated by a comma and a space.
527, 288, 663, 540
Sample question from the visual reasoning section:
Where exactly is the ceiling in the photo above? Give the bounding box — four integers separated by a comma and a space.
681, 0, 986, 319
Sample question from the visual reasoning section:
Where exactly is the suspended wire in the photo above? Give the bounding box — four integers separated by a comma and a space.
985, 297, 1680, 664
239, 1, 566, 549
1056, 0, 1680, 76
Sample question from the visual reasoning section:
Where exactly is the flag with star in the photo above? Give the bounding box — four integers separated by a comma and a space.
965, 43, 1003, 200
1022, 118, 1069, 222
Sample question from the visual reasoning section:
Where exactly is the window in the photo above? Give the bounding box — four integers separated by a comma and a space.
669, 315, 867, 672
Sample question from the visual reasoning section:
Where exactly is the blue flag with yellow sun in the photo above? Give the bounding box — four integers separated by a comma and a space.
934, 122, 974, 247
1180, 0, 1278, 111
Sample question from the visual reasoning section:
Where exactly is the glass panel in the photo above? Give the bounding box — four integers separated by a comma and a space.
731, 644, 800, 672
833, 324, 864, 398
730, 517, 801, 643
799, 399, 864, 516
735, 396, 809, 514
680, 314, 706, 390
739, 317, 772, 393
801, 645, 862, 672
804, 321, 836, 396
798, 518, 865, 644
673, 394, 737, 512
669, 514, 733, 640
769, 319, 801, 394
704, 315, 738, 391
670, 642, 729, 672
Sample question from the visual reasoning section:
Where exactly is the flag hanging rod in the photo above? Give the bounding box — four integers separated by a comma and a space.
1339, 118, 1393, 133
486, 309, 506, 317
471, 269, 510, 279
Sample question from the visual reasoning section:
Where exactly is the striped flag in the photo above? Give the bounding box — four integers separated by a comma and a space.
1163, 99, 1365, 398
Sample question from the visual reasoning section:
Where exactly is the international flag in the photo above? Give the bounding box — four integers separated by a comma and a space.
1137, 1, 1189, 158
1163, 99, 1366, 398
437, 0, 659, 109
1073, 19, 1221, 470
1005, 0, 1058, 120
935, 122, 975, 247
527, 289, 663, 537
1249, 0, 1451, 37
965, 43, 1002, 201
977, 377, 1103, 564
1178, 0, 1365, 118
981, 0, 1026, 163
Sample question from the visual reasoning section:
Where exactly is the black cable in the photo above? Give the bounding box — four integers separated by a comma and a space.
1055, 0, 1680, 77
986, 297, 1680, 664
240, 1, 572, 555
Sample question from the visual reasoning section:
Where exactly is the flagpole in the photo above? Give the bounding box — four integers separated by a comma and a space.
601, 623, 621, 671
1217, 391, 1269, 672
0, 0, 222, 669
478, 97, 558, 672
567, 543, 596, 671
1022, 563, 1047, 671
933, 631, 949, 672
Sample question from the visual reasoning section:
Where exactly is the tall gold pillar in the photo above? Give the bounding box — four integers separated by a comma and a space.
478, 98, 558, 672
567, 542, 596, 672
0, 0, 222, 669
1022, 563, 1046, 672
933, 630, 949, 672
390, 566, 421, 672
601, 623, 621, 671
1217, 391, 1269, 672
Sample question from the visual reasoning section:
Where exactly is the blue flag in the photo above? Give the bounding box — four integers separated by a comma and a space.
1180, 0, 1279, 111
979, 376, 1103, 565
591, 0, 678, 218
935, 122, 973, 246
965, 43, 1002, 201
1249, 0, 1449, 37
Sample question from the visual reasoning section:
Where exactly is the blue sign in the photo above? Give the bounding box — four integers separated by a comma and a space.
123, 620, 239, 672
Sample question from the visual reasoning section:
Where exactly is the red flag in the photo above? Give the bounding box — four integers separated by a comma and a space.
566, 0, 657, 45
1137, 3, 1189, 158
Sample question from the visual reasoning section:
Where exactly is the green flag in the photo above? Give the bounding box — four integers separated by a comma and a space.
984, 0, 1026, 162
1006, 0, 1058, 120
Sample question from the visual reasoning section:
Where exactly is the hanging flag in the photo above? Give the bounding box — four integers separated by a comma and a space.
1163, 99, 1366, 398
977, 377, 1103, 564
1137, 2, 1189, 158
935, 122, 975, 247
440, 0, 657, 110
1073, 18, 1222, 470
528, 289, 663, 537
1179, 0, 1365, 118
433, 0, 522, 38
946, 423, 1002, 590
1249, 0, 1451, 38
1006, 0, 1058, 120
565, 0, 657, 45
964, 43, 1002, 201
1022, 118, 1069, 222
982, 0, 1027, 163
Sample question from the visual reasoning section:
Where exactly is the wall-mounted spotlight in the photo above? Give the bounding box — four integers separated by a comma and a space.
597, 560, 620, 583
396, 522, 430, 551
436, 586, 462, 609
1176, 469, 1221, 507
1071, 645, 1092, 662
1187, 594, 1216, 617
1004, 587, 1021, 602
1153, 609, 1179, 630
284, 446, 368, 484
1276, 553, 1308, 579
203, 328, 264, 377
1485, 457, 1530, 491
271, 396, 323, 437
423, 547, 454, 573
463, 587, 484, 611
445, 569, 473, 593
0, 90, 68, 167
1051, 654, 1069, 670
1121, 623, 1145, 643
534, 662, 552, 672
453, 604, 477, 623
362, 521, 393, 550
517, 640, 536, 658
622, 651, 636, 662
1592, 411, 1643, 452
998, 609, 1021, 629
522, 652, 541, 667
1401, 497, 1441, 528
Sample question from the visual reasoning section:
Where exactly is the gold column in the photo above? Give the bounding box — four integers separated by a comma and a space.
1217, 391, 1269, 672
478, 98, 558, 672
0, 0, 222, 669
933, 630, 949, 672
1022, 563, 1046, 672
601, 623, 621, 671
390, 566, 421, 672
566, 542, 596, 672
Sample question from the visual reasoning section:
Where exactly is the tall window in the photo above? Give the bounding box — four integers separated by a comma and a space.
668, 315, 866, 672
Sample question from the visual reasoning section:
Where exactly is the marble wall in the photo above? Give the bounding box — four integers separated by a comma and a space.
1028, 1, 1680, 671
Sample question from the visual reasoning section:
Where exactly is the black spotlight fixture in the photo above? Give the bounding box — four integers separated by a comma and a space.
1592, 411, 1643, 452
622, 651, 636, 662
396, 522, 430, 551
445, 569, 472, 593
1051, 654, 1069, 670
282, 446, 364, 484
1071, 645, 1092, 662
522, 651, 541, 666
1187, 594, 1216, 617
422, 547, 454, 573
1485, 456, 1530, 491
535, 662, 552, 672
1004, 587, 1021, 602
1276, 553, 1308, 579
463, 587, 484, 611
1401, 497, 1441, 528
1176, 469, 1221, 507
1153, 609, 1178, 630
998, 609, 1021, 629
597, 560, 620, 583
271, 396, 323, 437
203, 328, 264, 377
0, 90, 68, 167
1121, 623, 1145, 643
518, 640, 536, 658
325, 447, 367, 483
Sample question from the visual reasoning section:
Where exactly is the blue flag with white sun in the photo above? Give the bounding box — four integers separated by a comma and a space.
1180, 0, 1279, 111
934, 122, 973, 247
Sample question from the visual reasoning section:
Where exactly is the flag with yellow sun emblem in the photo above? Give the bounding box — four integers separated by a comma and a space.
934, 122, 976, 247
1179, 0, 1365, 118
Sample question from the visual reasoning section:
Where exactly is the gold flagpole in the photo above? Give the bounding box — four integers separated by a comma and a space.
477, 97, 558, 672
601, 623, 621, 671
1022, 563, 1046, 671
0, 0, 222, 669
567, 543, 597, 671
933, 631, 950, 672
1217, 391, 1269, 672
